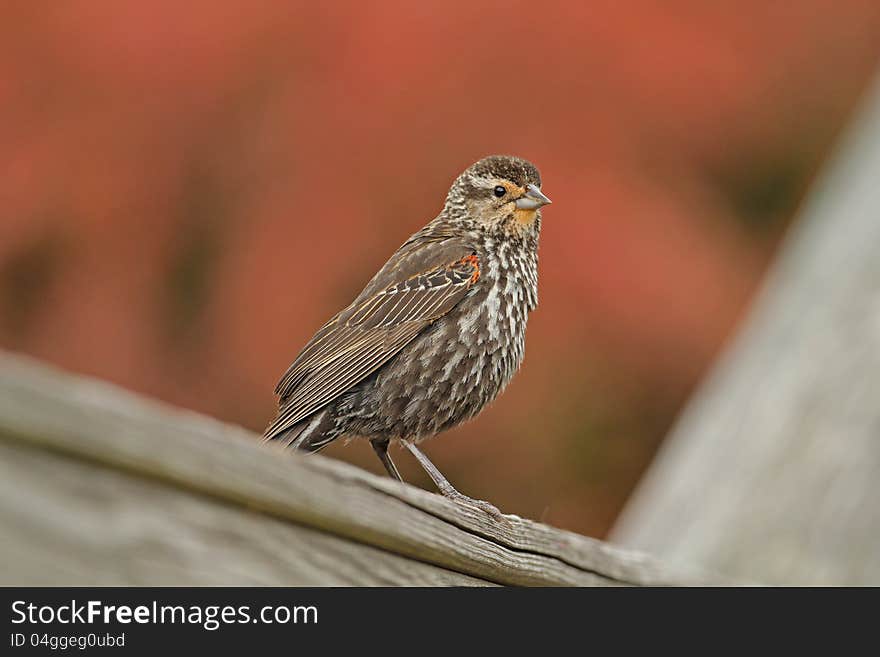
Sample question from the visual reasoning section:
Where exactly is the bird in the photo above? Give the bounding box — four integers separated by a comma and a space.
264, 155, 551, 518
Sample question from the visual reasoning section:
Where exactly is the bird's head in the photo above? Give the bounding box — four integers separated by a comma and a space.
445, 155, 551, 234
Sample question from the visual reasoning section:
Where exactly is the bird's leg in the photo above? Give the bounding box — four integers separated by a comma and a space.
403, 441, 504, 521
370, 439, 403, 482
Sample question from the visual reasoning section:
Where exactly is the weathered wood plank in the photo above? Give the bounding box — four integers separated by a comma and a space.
611, 74, 880, 585
0, 351, 706, 586
0, 439, 492, 586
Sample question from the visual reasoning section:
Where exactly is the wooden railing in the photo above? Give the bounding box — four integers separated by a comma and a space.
0, 352, 707, 586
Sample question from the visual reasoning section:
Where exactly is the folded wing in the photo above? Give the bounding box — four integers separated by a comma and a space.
265, 237, 479, 439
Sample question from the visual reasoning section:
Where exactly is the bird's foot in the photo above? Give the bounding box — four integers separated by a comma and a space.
438, 486, 506, 522
401, 441, 508, 524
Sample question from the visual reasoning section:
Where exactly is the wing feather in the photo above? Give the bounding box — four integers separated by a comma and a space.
265, 238, 479, 439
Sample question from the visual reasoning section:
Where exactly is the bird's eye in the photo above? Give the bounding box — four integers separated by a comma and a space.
493, 185, 506, 198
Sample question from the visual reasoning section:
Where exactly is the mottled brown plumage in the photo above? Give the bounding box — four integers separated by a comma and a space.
264, 155, 551, 517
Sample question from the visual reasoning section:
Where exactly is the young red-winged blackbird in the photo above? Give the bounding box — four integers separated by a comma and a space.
265, 155, 551, 517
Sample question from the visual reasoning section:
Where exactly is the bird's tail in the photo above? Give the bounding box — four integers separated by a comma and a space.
263, 408, 339, 453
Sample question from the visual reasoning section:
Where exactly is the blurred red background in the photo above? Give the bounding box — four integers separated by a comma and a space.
2, 1, 879, 537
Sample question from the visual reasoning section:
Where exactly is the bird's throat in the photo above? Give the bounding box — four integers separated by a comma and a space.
512, 208, 539, 227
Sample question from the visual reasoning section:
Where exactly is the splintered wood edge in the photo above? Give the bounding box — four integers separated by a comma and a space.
0, 351, 712, 586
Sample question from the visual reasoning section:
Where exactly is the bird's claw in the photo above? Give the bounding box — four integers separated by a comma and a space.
441, 489, 507, 523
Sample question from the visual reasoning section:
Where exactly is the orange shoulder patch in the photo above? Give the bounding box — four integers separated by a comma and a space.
459, 254, 480, 284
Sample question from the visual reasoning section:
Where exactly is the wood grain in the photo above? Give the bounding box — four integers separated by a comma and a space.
0, 440, 492, 586
0, 351, 704, 586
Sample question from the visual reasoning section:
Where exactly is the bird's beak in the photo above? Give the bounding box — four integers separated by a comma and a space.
515, 184, 552, 210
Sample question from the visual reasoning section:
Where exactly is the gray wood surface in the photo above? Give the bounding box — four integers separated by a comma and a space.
0, 351, 703, 586
0, 440, 490, 586
611, 74, 880, 585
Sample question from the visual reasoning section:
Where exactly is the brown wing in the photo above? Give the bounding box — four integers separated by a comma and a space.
265, 236, 479, 439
